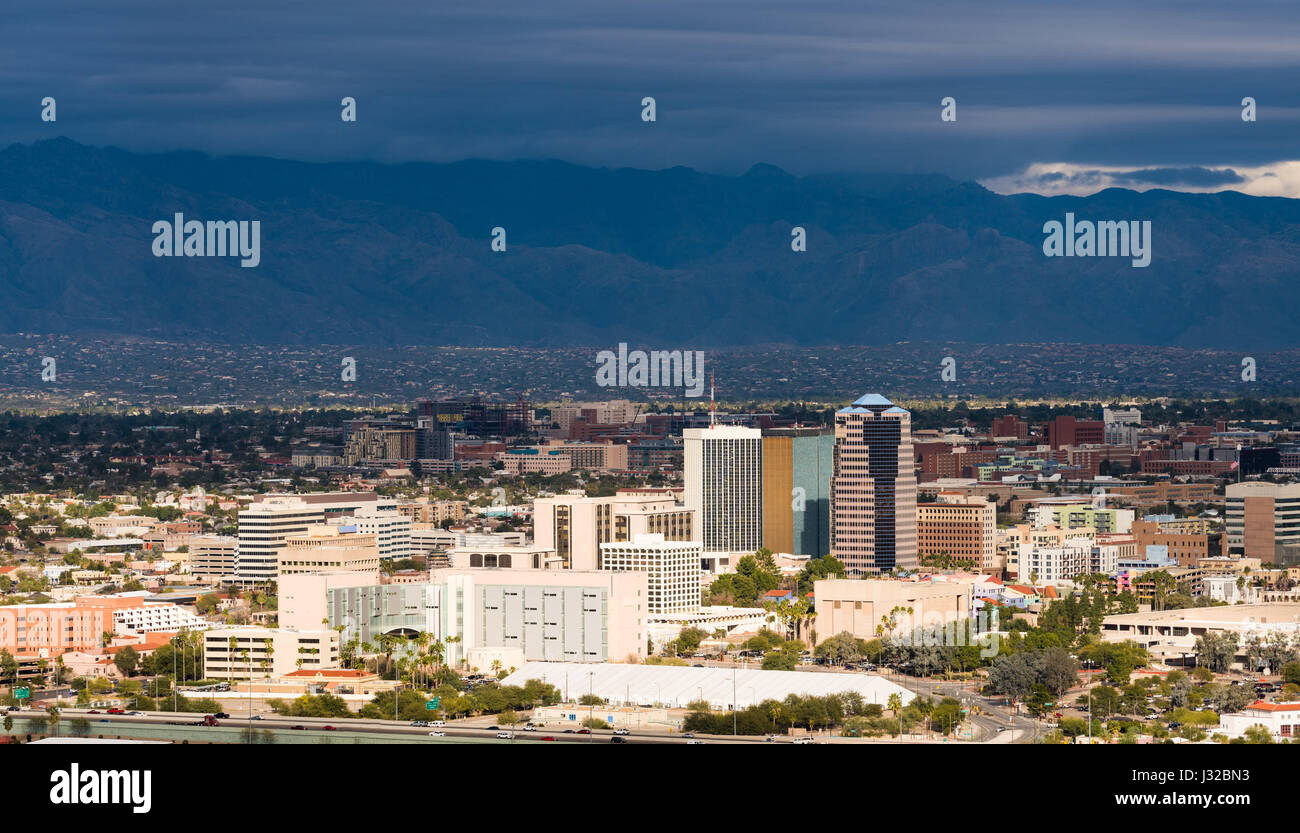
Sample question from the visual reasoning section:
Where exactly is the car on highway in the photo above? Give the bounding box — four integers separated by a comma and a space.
322, 725, 338, 731
410, 720, 429, 727
250, 715, 263, 720
576, 728, 590, 734
686, 740, 704, 745
87, 709, 101, 714
610, 736, 627, 743
496, 731, 513, 739
540, 736, 556, 741
290, 725, 307, 730
127, 711, 143, 716
106, 708, 125, 714
682, 732, 695, 738
563, 729, 574, 734
428, 731, 446, 737
523, 724, 536, 731
764, 735, 777, 742
613, 728, 630, 735
214, 712, 230, 719
792, 736, 814, 744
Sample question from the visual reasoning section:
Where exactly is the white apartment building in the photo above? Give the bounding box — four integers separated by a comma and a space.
684, 426, 762, 572
1017, 537, 1094, 584
101, 592, 211, 636
600, 533, 703, 614
1203, 573, 1259, 605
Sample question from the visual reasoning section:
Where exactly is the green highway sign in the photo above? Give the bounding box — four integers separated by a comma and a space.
426, 697, 440, 710
14, 687, 29, 699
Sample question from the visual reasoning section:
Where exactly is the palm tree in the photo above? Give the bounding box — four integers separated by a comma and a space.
47, 704, 61, 738
414, 631, 431, 689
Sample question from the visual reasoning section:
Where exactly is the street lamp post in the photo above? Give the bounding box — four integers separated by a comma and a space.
588, 671, 595, 744
732, 666, 737, 736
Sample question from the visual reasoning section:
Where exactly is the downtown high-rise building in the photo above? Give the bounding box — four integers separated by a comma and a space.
830, 394, 918, 575
684, 426, 762, 572
762, 427, 834, 557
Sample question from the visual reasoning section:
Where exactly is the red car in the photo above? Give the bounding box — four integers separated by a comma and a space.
322, 725, 338, 731
576, 729, 591, 734
540, 736, 557, 741
106, 708, 125, 715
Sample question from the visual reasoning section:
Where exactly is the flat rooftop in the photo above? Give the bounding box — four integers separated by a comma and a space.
500, 661, 916, 710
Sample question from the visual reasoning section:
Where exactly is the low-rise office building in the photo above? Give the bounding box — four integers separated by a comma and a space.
203, 626, 340, 681
281, 567, 649, 665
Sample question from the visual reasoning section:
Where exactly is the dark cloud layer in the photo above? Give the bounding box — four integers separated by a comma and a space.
2, 0, 1299, 180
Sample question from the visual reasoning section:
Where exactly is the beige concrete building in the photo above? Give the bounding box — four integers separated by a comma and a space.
188, 535, 238, 581
813, 578, 972, 640
1100, 603, 1300, 669
397, 498, 468, 525
1226, 482, 1300, 565
449, 543, 557, 570
277, 525, 382, 577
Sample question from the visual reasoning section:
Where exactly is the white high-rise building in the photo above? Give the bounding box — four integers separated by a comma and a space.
684, 426, 762, 572
341, 505, 413, 561
600, 533, 703, 614
236, 497, 326, 585
1102, 407, 1142, 447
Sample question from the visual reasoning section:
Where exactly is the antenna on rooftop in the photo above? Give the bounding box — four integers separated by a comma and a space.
709, 373, 716, 428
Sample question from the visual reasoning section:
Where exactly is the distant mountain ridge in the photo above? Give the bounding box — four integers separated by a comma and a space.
0, 137, 1297, 348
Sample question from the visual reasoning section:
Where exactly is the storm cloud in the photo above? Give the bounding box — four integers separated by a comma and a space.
2, 0, 1300, 192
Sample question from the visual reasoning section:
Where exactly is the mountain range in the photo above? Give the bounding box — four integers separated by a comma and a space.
1, 138, 1297, 349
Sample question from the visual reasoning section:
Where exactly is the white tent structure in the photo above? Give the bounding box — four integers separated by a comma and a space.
500, 662, 916, 710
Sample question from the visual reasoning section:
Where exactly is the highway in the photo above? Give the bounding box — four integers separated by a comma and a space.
7, 676, 1049, 745
7, 707, 782, 745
